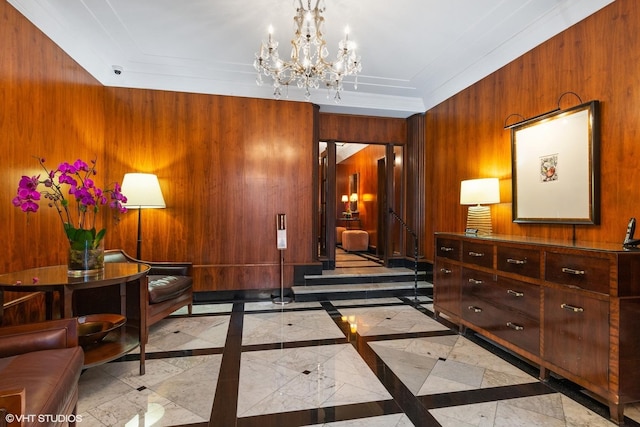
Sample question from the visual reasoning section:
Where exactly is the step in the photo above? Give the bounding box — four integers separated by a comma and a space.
304, 270, 427, 286
292, 281, 433, 302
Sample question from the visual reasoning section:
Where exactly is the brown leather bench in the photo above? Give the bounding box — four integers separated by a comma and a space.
104, 250, 193, 327
0, 318, 84, 427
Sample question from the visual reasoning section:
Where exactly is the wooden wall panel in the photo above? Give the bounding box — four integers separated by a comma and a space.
406, 114, 426, 259
0, 0, 105, 277
103, 90, 316, 292
319, 113, 406, 143
425, 0, 640, 262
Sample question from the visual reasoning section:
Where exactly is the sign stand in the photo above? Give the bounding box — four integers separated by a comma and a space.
273, 213, 292, 305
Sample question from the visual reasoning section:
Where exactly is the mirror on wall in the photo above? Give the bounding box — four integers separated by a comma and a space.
349, 173, 359, 213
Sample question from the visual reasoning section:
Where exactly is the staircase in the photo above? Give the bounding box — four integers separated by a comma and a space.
292, 267, 433, 301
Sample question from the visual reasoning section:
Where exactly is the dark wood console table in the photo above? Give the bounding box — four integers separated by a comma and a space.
337, 217, 362, 229
434, 232, 640, 424
0, 263, 150, 374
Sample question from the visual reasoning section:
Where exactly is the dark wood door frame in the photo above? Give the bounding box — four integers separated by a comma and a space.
384, 143, 395, 267
317, 141, 399, 269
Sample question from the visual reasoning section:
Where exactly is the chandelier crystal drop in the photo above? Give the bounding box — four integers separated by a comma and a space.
254, 0, 362, 102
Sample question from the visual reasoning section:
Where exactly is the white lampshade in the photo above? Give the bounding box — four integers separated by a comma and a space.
121, 173, 166, 209
460, 178, 500, 205
341, 194, 349, 203
460, 178, 500, 235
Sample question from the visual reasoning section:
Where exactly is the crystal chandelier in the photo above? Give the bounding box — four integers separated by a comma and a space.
254, 0, 362, 102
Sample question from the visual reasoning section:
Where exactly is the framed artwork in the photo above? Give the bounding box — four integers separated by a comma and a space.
511, 100, 600, 224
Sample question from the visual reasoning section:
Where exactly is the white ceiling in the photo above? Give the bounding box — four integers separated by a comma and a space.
9, 0, 613, 118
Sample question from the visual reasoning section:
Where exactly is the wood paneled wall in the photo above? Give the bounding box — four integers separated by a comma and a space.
319, 113, 406, 144
103, 89, 316, 292
7, 0, 638, 300
0, 0, 106, 321
425, 0, 640, 262
0, 0, 317, 295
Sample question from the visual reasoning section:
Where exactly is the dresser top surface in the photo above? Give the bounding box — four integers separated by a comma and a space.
435, 232, 636, 254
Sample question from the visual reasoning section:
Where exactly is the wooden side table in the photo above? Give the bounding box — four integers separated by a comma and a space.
0, 263, 150, 374
337, 217, 362, 229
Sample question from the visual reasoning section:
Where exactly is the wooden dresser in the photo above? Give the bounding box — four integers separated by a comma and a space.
433, 232, 640, 424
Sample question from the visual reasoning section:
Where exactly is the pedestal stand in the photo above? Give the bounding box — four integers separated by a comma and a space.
273, 249, 291, 305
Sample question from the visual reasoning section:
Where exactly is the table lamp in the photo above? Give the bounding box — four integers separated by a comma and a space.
460, 178, 500, 234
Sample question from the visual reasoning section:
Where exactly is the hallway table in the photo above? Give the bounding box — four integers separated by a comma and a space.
0, 263, 150, 374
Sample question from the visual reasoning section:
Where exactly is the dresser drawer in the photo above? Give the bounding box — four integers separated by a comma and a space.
545, 252, 610, 294
463, 272, 539, 322
461, 299, 540, 356
462, 268, 496, 299
497, 246, 540, 279
496, 277, 540, 321
434, 261, 462, 318
436, 237, 461, 261
462, 241, 493, 268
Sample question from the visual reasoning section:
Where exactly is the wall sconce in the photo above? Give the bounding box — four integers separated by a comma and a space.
121, 173, 166, 259
460, 178, 500, 235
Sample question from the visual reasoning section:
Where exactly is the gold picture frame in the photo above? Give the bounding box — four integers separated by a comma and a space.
511, 100, 600, 224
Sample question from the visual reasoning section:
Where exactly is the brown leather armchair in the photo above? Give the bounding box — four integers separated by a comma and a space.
104, 250, 193, 327
0, 318, 84, 427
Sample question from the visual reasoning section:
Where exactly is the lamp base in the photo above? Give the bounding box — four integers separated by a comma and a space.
466, 205, 493, 235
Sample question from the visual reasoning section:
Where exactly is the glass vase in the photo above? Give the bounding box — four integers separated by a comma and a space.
68, 241, 105, 277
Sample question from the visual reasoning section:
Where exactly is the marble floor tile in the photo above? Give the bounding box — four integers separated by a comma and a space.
172, 302, 233, 315
331, 297, 404, 306
337, 305, 449, 336
237, 344, 391, 418
625, 403, 640, 423
242, 310, 345, 345
430, 393, 618, 427
306, 413, 415, 426
244, 300, 323, 311
149, 315, 230, 350
370, 335, 536, 396
78, 353, 221, 426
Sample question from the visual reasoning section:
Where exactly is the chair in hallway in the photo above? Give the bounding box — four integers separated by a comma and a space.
104, 250, 193, 327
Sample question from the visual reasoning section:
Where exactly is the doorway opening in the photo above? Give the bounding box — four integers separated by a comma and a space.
318, 141, 404, 269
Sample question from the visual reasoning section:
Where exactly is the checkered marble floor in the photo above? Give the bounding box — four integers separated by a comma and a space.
76, 297, 640, 426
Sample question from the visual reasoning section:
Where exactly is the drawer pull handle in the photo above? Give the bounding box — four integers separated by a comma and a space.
440, 246, 454, 252
507, 289, 524, 297
440, 268, 452, 274
561, 303, 584, 313
507, 258, 526, 265
468, 278, 483, 285
467, 305, 482, 313
561, 267, 585, 275
468, 251, 484, 257
506, 322, 524, 331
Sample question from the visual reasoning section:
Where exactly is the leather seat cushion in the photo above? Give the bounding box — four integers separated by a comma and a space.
148, 275, 193, 304
0, 347, 83, 421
